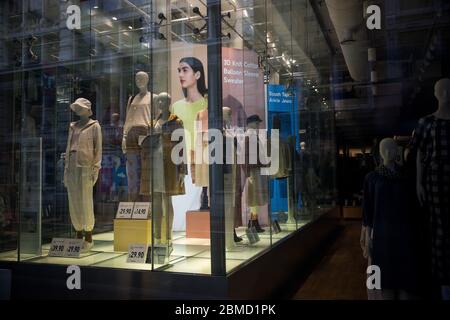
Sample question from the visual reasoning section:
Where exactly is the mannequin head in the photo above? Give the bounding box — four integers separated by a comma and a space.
272, 114, 281, 130
156, 92, 171, 118
178, 57, 207, 98
111, 113, 120, 126
70, 98, 92, 119
135, 71, 149, 93
223, 107, 232, 127
434, 78, 450, 104
379, 138, 398, 165
300, 141, 306, 151
246, 114, 262, 130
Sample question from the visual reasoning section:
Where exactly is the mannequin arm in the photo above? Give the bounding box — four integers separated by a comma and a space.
416, 150, 426, 206
93, 123, 103, 169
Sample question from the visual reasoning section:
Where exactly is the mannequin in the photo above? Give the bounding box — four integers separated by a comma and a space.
223, 107, 243, 249
194, 108, 210, 209
271, 115, 294, 224
122, 71, 155, 202
64, 98, 102, 252
141, 93, 186, 254
362, 138, 421, 299
413, 78, 450, 298
245, 115, 268, 233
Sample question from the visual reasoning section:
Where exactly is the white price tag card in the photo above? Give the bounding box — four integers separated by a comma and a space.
132, 202, 150, 219
48, 238, 66, 257
116, 202, 134, 219
64, 239, 84, 258
127, 244, 147, 263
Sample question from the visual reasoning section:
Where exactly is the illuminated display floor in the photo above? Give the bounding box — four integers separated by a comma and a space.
0, 222, 306, 274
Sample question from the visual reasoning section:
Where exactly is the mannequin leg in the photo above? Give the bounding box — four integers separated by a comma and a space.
200, 187, 209, 210
66, 153, 85, 233
248, 206, 265, 233
126, 151, 141, 202
287, 176, 296, 224
224, 173, 236, 250
153, 192, 163, 244
162, 194, 174, 254
80, 167, 95, 234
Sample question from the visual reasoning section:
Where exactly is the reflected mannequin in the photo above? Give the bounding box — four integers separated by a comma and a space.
122, 71, 155, 202
64, 98, 102, 252
413, 78, 450, 298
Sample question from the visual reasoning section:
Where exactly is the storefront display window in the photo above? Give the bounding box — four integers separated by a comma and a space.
0, 0, 336, 276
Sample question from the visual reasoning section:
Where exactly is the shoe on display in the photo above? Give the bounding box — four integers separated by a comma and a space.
234, 229, 243, 243
248, 219, 265, 233
81, 240, 94, 253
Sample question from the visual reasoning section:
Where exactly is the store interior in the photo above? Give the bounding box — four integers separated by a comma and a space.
2, 0, 448, 279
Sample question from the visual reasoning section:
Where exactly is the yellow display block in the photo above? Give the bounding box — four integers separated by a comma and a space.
113, 219, 152, 252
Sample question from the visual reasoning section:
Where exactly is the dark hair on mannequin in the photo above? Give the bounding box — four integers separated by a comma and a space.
179, 57, 207, 98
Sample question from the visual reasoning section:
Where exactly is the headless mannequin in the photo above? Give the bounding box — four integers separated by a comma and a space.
122, 71, 153, 202
247, 119, 266, 233
194, 108, 210, 210
415, 78, 450, 298
417, 79, 450, 205
272, 116, 295, 224
223, 107, 241, 249
151, 93, 176, 250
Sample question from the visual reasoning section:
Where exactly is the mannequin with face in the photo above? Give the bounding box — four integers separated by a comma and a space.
122, 71, 155, 202
64, 98, 102, 252
413, 78, 450, 297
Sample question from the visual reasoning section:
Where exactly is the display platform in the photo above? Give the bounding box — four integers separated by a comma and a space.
0, 208, 339, 299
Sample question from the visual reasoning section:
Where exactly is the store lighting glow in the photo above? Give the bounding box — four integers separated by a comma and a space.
128, 26, 133, 30
112, 17, 118, 21
93, 6, 98, 9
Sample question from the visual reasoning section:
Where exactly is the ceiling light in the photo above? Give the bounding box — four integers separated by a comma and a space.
112, 17, 118, 21
128, 26, 133, 30
93, 6, 98, 9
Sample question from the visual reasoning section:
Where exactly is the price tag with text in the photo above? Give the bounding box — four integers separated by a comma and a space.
116, 202, 134, 219
132, 202, 150, 220
48, 238, 66, 257
64, 239, 84, 258
127, 244, 147, 263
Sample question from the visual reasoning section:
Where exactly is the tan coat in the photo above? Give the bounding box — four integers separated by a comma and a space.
140, 114, 187, 196
64, 119, 102, 169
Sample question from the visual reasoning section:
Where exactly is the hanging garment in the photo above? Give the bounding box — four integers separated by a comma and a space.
411, 115, 450, 284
